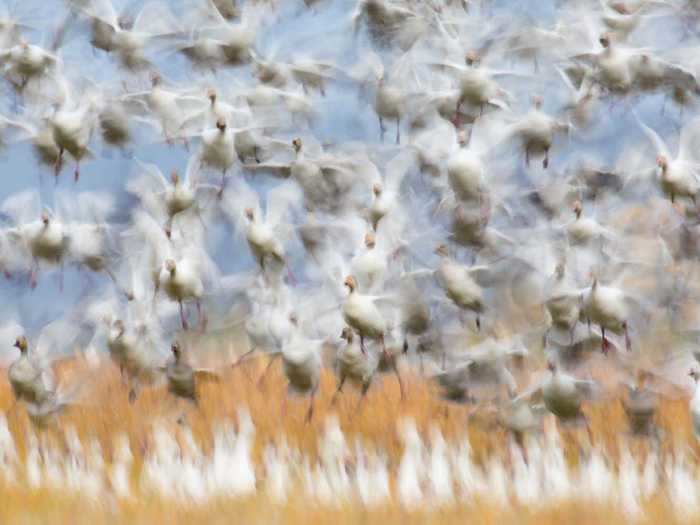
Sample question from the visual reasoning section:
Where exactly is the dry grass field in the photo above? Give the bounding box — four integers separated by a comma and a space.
0, 345, 698, 524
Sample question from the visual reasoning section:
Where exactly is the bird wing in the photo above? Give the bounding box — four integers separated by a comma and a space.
80, 0, 119, 28
133, 1, 182, 37
678, 116, 700, 164
266, 180, 303, 229
1, 189, 41, 227
635, 114, 670, 160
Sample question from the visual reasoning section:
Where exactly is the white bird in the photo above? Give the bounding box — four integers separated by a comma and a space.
366, 149, 414, 231
342, 275, 404, 398
222, 178, 301, 278
506, 96, 570, 169
581, 277, 633, 353
48, 81, 100, 181
127, 157, 215, 237
331, 326, 378, 407
281, 316, 322, 422
80, 0, 182, 70
125, 74, 207, 145
636, 115, 700, 206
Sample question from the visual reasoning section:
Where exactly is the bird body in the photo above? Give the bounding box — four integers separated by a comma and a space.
542, 366, 587, 421
582, 281, 628, 333
436, 258, 484, 314
343, 279, 386, 341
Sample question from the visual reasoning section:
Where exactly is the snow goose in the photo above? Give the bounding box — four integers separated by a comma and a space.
222, 178, 301, 279
506, 96, 571, 169
331, 326, 378, 407
124, 73, 207, 145
521, 358, 597, 431
247, 137, 366, 214
195, 118, 269, 194
1, 190, 68, 288
164, 341, 220, 421
352, 50, 412, 143
48, 77, 100, 181
636, 115, 700, 207
429, 47, 517, 118
571, 31, 642, 93
251, 50, 337, 95
181, 0, 262, 66
367, 149, 414, 231
125, 207, 214, 331
445, 115, 510, 208
433, 243, 492, 331
127, 157, 216, 237
79, 0, 182, 70
342, 275, 404, 398
6, 319, 83, 422
89, 289, 166, 403
281, 315, 323, 422
622, 369, 662, 439
349, 232, 391, 293
0, 40, 59, 90
581, 276, 635, 353
159, 256, 206, 331
429, 334, 521, 403
351, 1, 424, 49
566, 200, 617, 246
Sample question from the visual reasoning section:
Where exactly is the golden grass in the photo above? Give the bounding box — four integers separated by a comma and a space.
0, 353, 698, 523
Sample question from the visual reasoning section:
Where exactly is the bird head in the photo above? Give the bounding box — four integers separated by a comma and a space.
599, 33, 612, 49
344, 275, 356, 292
292, 137, 302, 153
216, 118, 226, 132
207, 88, 217, 104
150, 72, 161, 86
572, 199, 582, 219
547, 359, 556, 372
372, 182, 382, 196
165, 259, 177, 274
112, 319, 125, 337
465, 50, 479, 66
656, 154, 668, 172
435, 243, 449, 257
340, 326, 354, 342
533, 95, 543, 109
244, 207, 255, 221
289, 312, 298, 326
365, 232, 376, 249
170, 169, 179, 185
690, 368, 699, 383
171, 341, 181, 359
41, 210, 50, 226
13, 335, 27, 353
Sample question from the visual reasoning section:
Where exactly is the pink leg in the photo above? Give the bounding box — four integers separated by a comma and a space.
197, 300, 207, 332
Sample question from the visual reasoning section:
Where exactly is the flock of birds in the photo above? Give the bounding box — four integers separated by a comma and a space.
5, 0, 700, 501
